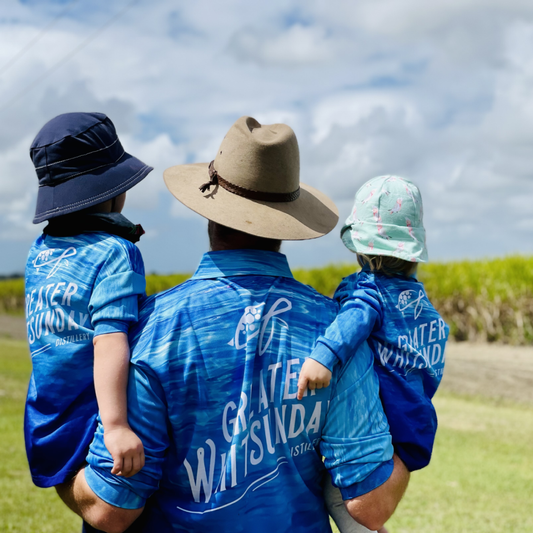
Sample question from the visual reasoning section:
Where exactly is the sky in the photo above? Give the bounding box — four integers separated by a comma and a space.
1, 0, 533, 275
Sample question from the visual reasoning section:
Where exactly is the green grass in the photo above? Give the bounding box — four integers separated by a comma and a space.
0, 339, 81, 533
384, 393, 533, 532
329, 392, 533, 532
2, 339, 533, 532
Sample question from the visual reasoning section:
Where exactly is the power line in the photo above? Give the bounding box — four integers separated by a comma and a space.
0, 0, 138, 116
0, 0, 80, 78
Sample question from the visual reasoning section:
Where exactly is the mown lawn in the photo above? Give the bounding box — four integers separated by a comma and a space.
384, 393, 533, 532
2, 338, 532, 533
0, 339, 80, 532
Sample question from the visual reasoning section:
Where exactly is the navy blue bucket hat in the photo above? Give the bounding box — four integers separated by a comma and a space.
31, 112, 153, 223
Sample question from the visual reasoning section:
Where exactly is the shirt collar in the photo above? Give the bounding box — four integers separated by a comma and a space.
192, 249, 294, 280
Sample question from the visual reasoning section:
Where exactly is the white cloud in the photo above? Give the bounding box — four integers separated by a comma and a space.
228, 24, 334, 66
311, 91, 421, 144
123, 133, 186, 211
2, 0, 533, 273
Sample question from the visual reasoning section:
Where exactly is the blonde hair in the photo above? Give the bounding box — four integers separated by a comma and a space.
357, 253, 417, 277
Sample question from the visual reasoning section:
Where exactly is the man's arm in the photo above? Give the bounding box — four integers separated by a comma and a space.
56, 468, 143, 533
344, 454, 409, 531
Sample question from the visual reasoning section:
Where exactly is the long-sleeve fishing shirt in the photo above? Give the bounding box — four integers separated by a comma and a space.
85, 250, 394, 533
310, 268, 449, 471
24, 232, 145, 487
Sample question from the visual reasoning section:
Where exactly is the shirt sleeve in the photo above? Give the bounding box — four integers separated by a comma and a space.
320, 340, 394, 499
89, 239, 146, 336
309, 275, 383, 371
85, 360, 168, 509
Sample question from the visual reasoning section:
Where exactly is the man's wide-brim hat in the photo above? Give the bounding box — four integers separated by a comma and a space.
31, 112, 153, 223
163, 116, 338, 240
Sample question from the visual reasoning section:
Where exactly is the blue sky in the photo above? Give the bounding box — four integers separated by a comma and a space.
1, 0, 533, 274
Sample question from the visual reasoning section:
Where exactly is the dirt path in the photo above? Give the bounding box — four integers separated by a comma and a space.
0, 314, 27, 341
2, 315, 533, 405
441, 342, 533, 406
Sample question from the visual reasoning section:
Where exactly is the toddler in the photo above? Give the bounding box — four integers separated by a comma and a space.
298, 175, 449, 532
24, 112, 152, 488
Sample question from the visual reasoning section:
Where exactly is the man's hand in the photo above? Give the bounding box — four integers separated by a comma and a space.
344, 454, 409, 531
297, 359, 332, 400
104, 426, 145, 477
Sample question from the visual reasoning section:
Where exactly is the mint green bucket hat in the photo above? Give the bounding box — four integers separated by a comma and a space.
341, 175, 428, 262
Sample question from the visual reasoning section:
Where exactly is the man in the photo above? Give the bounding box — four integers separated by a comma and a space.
58, 116, 409, 533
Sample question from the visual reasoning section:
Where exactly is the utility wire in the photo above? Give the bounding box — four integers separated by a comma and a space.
0, 0, 138, 116
0, 0, 80, 78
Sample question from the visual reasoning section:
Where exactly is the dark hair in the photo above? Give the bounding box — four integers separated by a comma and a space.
357, 253, 417, 277
208, 221, 281, 252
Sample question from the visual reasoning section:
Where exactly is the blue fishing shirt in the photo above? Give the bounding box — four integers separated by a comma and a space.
85, 250, 394, 533
310, 268, 449, 471
24, 232, 146, 487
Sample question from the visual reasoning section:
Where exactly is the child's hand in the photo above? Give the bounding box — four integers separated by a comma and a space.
297, 359, 332, 400
104, 426, 145, 477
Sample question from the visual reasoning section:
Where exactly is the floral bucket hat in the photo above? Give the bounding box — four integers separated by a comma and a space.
340, 175, 428, 263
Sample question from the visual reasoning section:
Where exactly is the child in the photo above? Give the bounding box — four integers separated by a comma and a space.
297, 175, 449, 532
24, 112, 153, 489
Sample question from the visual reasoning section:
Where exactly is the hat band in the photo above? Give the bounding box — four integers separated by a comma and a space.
199, 161, 300, 203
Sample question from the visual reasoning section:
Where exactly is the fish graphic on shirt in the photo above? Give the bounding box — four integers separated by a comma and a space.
32, 247, 77, 279
228, 299, 291, 355
397, 289, 425, 320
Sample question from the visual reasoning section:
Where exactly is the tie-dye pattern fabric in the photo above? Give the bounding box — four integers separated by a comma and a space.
85, 250, 394, 533
24, 232, 146, 487
341, 175, 428, 263
311, 268, 449, 471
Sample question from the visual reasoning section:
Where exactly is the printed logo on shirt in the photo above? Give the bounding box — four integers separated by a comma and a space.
396, 289, 425, 320
32, 247, 77, 279
181, 367, 323, 511
25, 281, 87, 345
228, 298, 292, 355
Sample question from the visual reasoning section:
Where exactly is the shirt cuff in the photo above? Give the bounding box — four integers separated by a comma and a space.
309, 340, 339, 372
94, 319, 130, 336
85, 466, 145, 510
339, 459, 394, 500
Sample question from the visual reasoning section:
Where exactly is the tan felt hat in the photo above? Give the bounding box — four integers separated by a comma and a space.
163, 116, 339, 240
